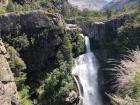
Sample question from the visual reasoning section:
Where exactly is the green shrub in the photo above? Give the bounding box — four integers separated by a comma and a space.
6, 2, 15, 12
0, 6, 6, 14
133, 71, 140, 100
6, 45, 27, 89
42, 62, 75, 105
19, 86, 32, 105
70, 32, 85, 57
3, 33, 29, 51
5, 45, 32, 104
62, 35, 73, 63
12, 35, 30, 50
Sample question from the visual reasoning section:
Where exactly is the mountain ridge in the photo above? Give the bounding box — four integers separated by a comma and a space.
68, 0, 140, 11
103, 0, 140, 10
68, 0, 108, 11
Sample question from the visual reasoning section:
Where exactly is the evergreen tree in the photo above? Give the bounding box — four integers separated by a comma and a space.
63, 35, 73, 63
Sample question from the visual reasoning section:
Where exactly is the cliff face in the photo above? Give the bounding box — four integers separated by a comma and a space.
80, 14, 131, 40
79, 14, 133, 105
0, 11, 85, 105
0, 11, 64, 34
0, 39, 19, 105
79, 14, 131, 59
80, 21, 105, 40
0, 10, 66, 94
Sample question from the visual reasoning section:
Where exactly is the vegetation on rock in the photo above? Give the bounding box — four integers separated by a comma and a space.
102, 5, 140, 105
1, 18, 85, 104
1, 0, 140, 105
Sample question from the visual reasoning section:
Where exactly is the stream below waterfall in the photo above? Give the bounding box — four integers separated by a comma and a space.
72, 36, 103, 105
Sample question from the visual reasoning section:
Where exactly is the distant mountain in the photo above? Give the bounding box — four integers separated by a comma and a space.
103, 0, 140, 10
68, 0, 108, 11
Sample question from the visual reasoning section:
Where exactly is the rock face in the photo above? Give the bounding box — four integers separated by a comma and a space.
66, 90, 78, 103
0, 11, 82, 104
0, 39, 19, 105
79, 14, 132, 105
80, 21, 105, 40
80, 14, 131, 40
0, 11, 64, 34
79, 14, 131, 61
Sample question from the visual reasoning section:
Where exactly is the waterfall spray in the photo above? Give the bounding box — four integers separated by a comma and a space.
72, 36, 102, 105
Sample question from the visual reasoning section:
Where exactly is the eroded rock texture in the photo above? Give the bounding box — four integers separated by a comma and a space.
0, 39, 19, 105
0, 11, 64, 34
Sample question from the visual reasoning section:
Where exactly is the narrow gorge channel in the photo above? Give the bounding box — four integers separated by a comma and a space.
72, 36, 103, 105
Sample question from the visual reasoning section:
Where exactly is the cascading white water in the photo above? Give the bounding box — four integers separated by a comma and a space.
72, 36, 103, 105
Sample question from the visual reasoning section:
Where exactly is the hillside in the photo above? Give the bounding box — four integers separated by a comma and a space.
68, 0, 108, 11
103, 0, 140, 10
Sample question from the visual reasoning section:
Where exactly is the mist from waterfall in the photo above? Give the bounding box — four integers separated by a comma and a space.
72, 36, 103, 105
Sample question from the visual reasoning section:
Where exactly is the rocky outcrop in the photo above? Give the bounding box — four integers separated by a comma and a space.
79, 14, 132, 61
79, 14, 134, 105
80, 14, 131, 40
66, 90, 78, 104
0, 11, 64, 34
0, 11, 82, 103
0, 39, 19, 105
80, 21, 105, 40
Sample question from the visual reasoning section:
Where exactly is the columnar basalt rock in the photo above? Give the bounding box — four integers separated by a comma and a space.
80, 21, 105, 40
79, 14, 131, 40
79, 14, 132, 75
0, 39, 19, 105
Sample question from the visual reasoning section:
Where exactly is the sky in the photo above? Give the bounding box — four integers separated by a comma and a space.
106, 0, 112, 2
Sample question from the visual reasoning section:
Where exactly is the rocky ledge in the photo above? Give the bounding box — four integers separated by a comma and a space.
79, 14, 132, 40
0, 11, 65, 34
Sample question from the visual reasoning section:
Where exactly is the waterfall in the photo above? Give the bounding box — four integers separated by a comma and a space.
72, 36, 103, 105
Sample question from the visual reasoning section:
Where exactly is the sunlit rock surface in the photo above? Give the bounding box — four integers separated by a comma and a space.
0, 39, 19, 105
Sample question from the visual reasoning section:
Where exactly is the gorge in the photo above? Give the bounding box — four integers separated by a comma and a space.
0, 0, 140, 105
0, 11, 131, 105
